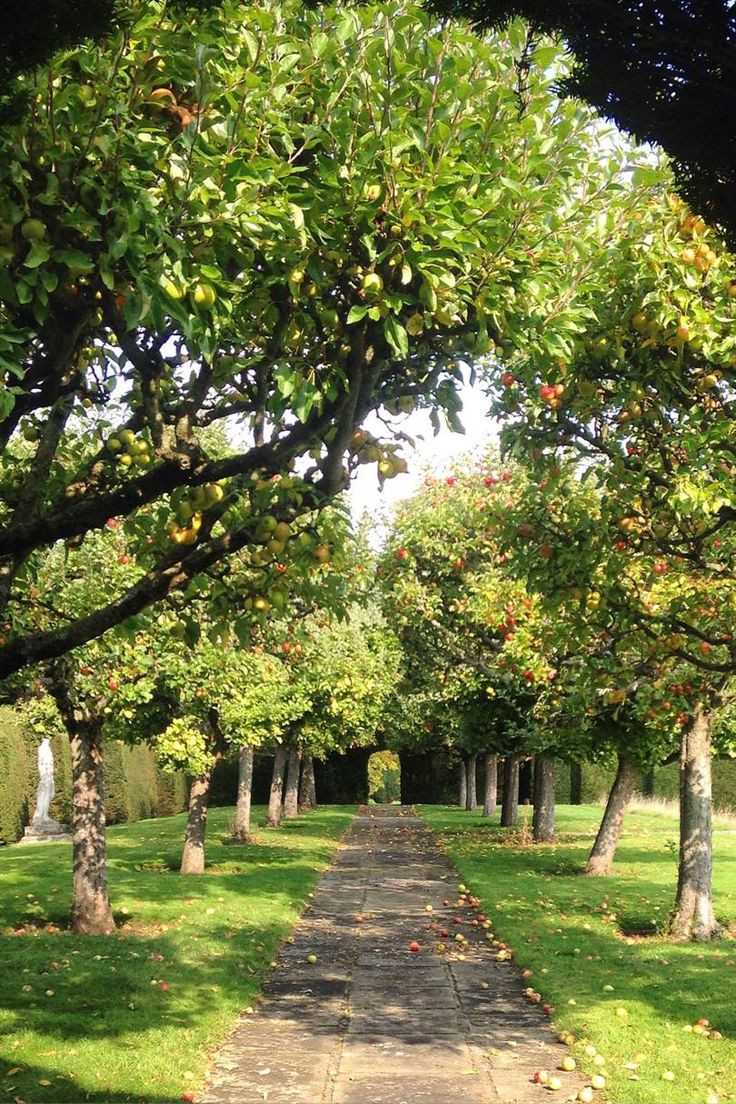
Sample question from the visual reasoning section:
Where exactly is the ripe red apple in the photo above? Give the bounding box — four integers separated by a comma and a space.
108, 678, 119, 691
159, 981, 169, 992
105, 518, 120, 529
397, 548, 408, 559
523, 669, 535, 682
501, 371, 516, 387
653, 562, 668, 574
446, 477, 456, 487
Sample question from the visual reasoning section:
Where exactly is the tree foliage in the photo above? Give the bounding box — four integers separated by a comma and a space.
428, 0, 736, 245
0, 0, 660, 680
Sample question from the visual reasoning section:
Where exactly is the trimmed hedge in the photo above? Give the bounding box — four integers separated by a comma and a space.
555, 756, 736, 812
0, 706, 187, 843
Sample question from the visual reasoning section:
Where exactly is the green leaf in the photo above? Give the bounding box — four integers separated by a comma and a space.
384, 316, 409, 359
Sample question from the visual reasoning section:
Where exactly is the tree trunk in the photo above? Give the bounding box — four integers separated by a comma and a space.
585, 754, 637, 875
500, 756, 519, 826
180, 767, 213, 874
267, 745, 287, 827
465, 755, 478, 810
459, 760, 467, 808
642, 766, 655, 797
570, 761, 583, 804
69, 719, 116, 934
532, 756, 556, 842
231, 746, 254, 842
483, 753, 498, 818
283, 744, 302, 819
299, 754, 317, 809
670, 709, 722, 941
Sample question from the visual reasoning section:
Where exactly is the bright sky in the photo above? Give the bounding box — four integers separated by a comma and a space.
346, 376, 500, 543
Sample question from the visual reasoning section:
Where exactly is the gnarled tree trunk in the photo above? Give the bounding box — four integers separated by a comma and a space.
483, 753, 498, 818
283, 744, 302, 819
47, 662, 115, 935
670, 709, 721, 941
585, 754, 637, 875
69, 718, 115, 933
231, 746, 254, 842
181, 766, 214, 874
459, 760, 467, 808
299, 754, 317, 809
267, 744, 287, 827
500, 756, 519, 827
532, 756, 556, 842
465, 755, 478, 810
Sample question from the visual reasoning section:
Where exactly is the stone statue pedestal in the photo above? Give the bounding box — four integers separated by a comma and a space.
19, 818, 71, 844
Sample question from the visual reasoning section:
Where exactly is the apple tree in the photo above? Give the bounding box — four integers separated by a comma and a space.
0, 0, 667, 681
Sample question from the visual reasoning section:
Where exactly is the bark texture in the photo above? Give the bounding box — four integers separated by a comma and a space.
299, 754, 317, 809
69, 719, 116, 933
231, 746, 254, 842
500, 756, 519, 827
465, 755, 478, 810
46, 662, 114, 935
267, 745, 288, 827
180, 767, 213, 874
532, 756, 556, 842
283, 744, 302, 819
459, 761, 467, 808
483, 753, 498, 818
585, 755, 637, 876
670, 709, 722, 941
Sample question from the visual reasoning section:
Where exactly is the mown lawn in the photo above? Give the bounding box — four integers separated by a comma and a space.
0, 805, 355, 1103
422, 803, 736, 1104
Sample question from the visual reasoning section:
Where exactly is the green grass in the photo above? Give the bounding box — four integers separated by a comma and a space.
421, 803, 736, 1104
0, 805, 355, 1103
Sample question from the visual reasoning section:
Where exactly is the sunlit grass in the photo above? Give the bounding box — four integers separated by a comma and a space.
421, 803, 736, 1104
0, 805, 355, 1103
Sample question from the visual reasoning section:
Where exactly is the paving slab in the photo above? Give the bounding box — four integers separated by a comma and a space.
201, 805, 586, 1104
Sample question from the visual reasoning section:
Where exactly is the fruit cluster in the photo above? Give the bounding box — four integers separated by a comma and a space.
167, 482, 225, 545
107, 428, 152, 471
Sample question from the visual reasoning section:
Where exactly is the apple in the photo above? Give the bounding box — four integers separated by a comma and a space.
108, 678, 119, 691
547, 1076, 562, 1091
307, 954, 318, 964
21, 218, 47, 242
590, 1075, 605, 1090
159, 981, 169, 991
560, 1056, 576, 1072
577, 1089, 594, 1104
192, 282, 217, 309
409, 941, 420, 953
662, 1071, 675, 1082
361, 272, 383, 298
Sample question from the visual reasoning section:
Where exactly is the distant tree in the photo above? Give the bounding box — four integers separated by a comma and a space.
428, 1, 736, 244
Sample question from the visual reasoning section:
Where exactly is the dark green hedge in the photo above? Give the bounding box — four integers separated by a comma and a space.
0, 706, 187, 843
555, 756, 736, 812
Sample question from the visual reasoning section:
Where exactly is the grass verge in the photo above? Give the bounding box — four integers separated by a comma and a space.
0, 804, 355, 1103
421, 803, 736, 1104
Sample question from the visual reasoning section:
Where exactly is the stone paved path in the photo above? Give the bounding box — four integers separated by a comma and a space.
202, 807, 586, 1104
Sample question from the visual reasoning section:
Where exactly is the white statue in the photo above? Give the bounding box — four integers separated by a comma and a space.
32, 737, 55, 824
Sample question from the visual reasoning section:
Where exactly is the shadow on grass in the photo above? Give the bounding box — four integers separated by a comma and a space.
0, 805, 356, 1103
